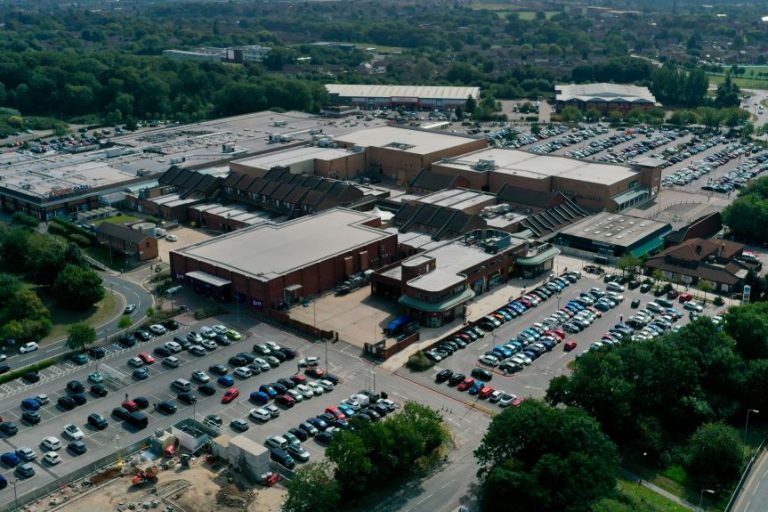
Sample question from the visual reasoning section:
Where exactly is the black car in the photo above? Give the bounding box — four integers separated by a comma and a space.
236, 352, 255, 364
71, 393, 87, 406
297, 423, 317, 437
272, 382, 288, 395
448, 372, 465, 386
0, 364, 10, 375
631, 299, 641, 309
135, 330, 152, 341
118, 335, 137, 348
154, 346, 172, 358
198, 384, 216, 396
177, 392, 197, 405
209, 364, 228, 376
156, 401, 177, 414
215, 334, 231, 346
174, 336, 192, 350
134, 396, 150, 409
270, 349, 288, 362
66, 380, 85, 394
133, 367, 149, 380
288, 427, 309, 441
247, 363, 263, 375
315, 431, 335, 446
163, 319, 180, 330
229, 355, 249, 367
88, 413, 108, 430
319, 412, 337, 424
21, 410, 41, 425
68, 441, 87, 455
640, 283, 652, 293
90, 384, 108, 397
277, 378, 296, 390
88, 347, 106, 359
372, 403, 390, 416
112, 407, 131, 420
204, 414, 223, 427
628, 280, 641, 290
22, 372, 40, 384
323, 373, 341, 385
0, 421, 18, 436
280, 347, 297, 360
58, 396, 77, 411
435, 369, 453, 383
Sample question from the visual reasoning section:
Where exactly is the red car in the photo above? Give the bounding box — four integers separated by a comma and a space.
519, 297, 533, 308
564, 340, 578, 352
457, 378, 475, 392
678, 293, 692, 303
479, 386, 495, 399
546, 329, 566, 340
137, 352, 155, 365
221, 387, 240, 404
289, 374, 307, 385
121, 400, 139, 412
305, 367, 325, 378
587, 306, 602, 317
325, 406, 346, 420
511, 397, 524, 407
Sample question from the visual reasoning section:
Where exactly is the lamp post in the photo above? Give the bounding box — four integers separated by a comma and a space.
745, 409, 760, 444
12, 479, 18, 510
698, 488, 715, 509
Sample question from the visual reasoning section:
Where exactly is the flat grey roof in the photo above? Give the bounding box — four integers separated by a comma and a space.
416, 189, 495, 210
232, 146, 355, 170
335, 126, 480, 155
436, 148, 637, 185
559, 212, 671, 247
175, 208, 391, 281
325, 84, 480, 101
555, 83, 657, 104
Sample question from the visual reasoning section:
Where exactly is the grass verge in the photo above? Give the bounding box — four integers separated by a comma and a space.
42, 291, 120, 343
96, 214, 141, 225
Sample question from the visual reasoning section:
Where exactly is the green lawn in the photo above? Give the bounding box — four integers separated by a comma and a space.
97, 213, 141, 225
593, 479, 690, 512
708, 73, 768, 90
40, 288, 121, 344
85, 244, 133, 272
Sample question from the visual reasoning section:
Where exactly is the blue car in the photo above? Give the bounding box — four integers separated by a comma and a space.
259, 384, 278, 398
249, 391, 270, 405
307, 417, 328, 431
20, 398, 40, 411
468, 381, 484, 395
508, 302, 526, 313
493, 345, 512, 358
217, 375, 234, 387
337, 404, 356, 417
1, 451, 20, 467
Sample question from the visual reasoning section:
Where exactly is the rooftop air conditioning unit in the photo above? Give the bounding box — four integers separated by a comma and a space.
473, 159, 496, 171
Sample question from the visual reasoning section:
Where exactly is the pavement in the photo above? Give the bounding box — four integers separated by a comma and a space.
731, 448, 768, 512
620, 469, 697, 511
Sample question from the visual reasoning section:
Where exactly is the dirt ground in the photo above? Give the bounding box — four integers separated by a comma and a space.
157, 226, 212, 263
46, 461, 285, 512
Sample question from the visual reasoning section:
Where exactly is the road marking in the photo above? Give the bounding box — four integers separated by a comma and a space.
415, 494, 433, 505
45, 347, 59, 354
440, 479, 456, 489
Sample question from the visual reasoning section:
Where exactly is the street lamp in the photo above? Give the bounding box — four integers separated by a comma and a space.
12, 479, 18, 510
699, 488, 715, 509
745, 409, 760, 444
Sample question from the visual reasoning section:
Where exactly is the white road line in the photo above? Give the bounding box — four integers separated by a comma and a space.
440, 479, 456, 489
415, 494, 433, 505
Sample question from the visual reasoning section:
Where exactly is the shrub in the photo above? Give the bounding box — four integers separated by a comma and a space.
713, 296, 725, 306
405, 351, 434, 371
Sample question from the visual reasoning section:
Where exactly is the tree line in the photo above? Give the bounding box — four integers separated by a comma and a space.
723, 177, 768, 244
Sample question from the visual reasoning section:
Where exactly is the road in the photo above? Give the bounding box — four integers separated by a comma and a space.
2, 273, 153, 368
733, 450, 768, 512
742, 88, 768, 129
0, 315, 490, 511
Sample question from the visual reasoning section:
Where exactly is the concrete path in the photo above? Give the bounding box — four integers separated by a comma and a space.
620, 469, 697, 511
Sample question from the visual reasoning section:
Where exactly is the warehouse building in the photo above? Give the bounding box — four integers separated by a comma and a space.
170, 208, 398, 309
325, 84, 480, 110
334, 126, 486, 185
554, 212, 672, 262
555, 83, 659, 113
230, 146, 366, 180
429, 148, 662, 211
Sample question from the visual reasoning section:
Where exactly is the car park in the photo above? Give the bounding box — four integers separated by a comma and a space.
88, 413, 109, 430
222, 387, 240, 403
156, 401, 177, 414
43, 452, 61, 465
162, 356, 180, 368
68, 441, 87, 455
41, 436, 62, 451
250, 408, 271, 422
231, 418, 250, 432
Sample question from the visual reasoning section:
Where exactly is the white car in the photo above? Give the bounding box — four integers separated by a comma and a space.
296, 384, 314, 399
308, 381, 325, 395
253, 358, 270, 371
479, 354, 500, 367
200, 326, 215, 338
127, 357, 144, 368
233, 367, 252, 379
35, 394, 49, 405
498, 393, 517, 407
298, 356, 319, 367
287, 389, 304, 402
63, 424, 84, 441
164, 341, 182, 353
192, 370, 210, 383
201, 339, 217, 350
249, 407, 271, 422
212, 324, 228, 335
43, 451, 61, 465
149, 324, 166, 335
88, 372, 103, 384
19, 342, 39, 354
341, 398, 361, 411
165, 234, 178, 242
266, 341, 282, 351
684, 301, 704, 312
16, 447, 36, 461
41, 436, 62, 451
489, 390, 505, 403
318, 379, 334, 392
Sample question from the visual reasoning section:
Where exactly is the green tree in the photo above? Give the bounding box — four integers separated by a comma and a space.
283, 462, 342, 512
698, 279, 713, 303
0, 273, 22, 305
559, 106, 582, 122
52, 264, 105, 310
66, 322, 96, 351
118, 315, 132, 329
325, 425, 375, 494
465, 95, 477, 114
686, 423, 744, 486
11, 212, 39, 229
724, 303, 768, 359
475, 401, 619, 512
715, 71, 741, 108
585, 108, 601, 122
616, 255, 641, 277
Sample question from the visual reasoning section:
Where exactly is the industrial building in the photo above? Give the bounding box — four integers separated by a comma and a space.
325, 84, 480, 110
428, 148, 662, 211
230, 146, 366, 180
334, 126, 486, 185
95, 223, 159, 262
554, 83, 659, 113
170, 208, 398, 309
163, 45, 271, 63
554, 212, 672, 262
372, 230, 528, 327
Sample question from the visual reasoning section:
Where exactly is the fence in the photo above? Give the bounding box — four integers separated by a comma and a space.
364, 331, 420, 361
3, 437, 149, 512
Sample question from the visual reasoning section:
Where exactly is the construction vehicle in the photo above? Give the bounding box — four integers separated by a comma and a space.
131, 466, 158, 487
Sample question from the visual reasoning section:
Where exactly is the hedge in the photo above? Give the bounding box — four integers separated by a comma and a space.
0, 356, 59, 386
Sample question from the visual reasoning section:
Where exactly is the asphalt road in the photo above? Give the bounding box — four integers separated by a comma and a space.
2, 273, 152, 368
734, 449, 768, 512
0, 316, 491, 511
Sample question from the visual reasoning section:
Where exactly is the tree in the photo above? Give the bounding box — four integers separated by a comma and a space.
283, 462, 342, 512
686, 423, 744, 486
118, 315, 133, 329
715, 72, 741, 108
475, 401, 619, 512
617, 255, 641, 277
724, 303, 768, 359
465, 95, 477, 114
66, 322, 96, 351
559, 106, 582, 123
11, 212, 39, 229
698, 279, 713, 303
52, 264, 105, 310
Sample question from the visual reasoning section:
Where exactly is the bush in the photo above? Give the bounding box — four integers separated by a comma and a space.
405, 351, 434, 371
713, 296, 725, 306
0, 356, 58, 385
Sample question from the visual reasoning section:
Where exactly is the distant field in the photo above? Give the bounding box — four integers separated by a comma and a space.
468, 4, 558, 19
708, 73, 768, 91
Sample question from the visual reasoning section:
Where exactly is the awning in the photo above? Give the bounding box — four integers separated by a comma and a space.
398, 287, 475, 313
516, 246, 561, 266
186, 271, 231, 287
612, 187, 650, 207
